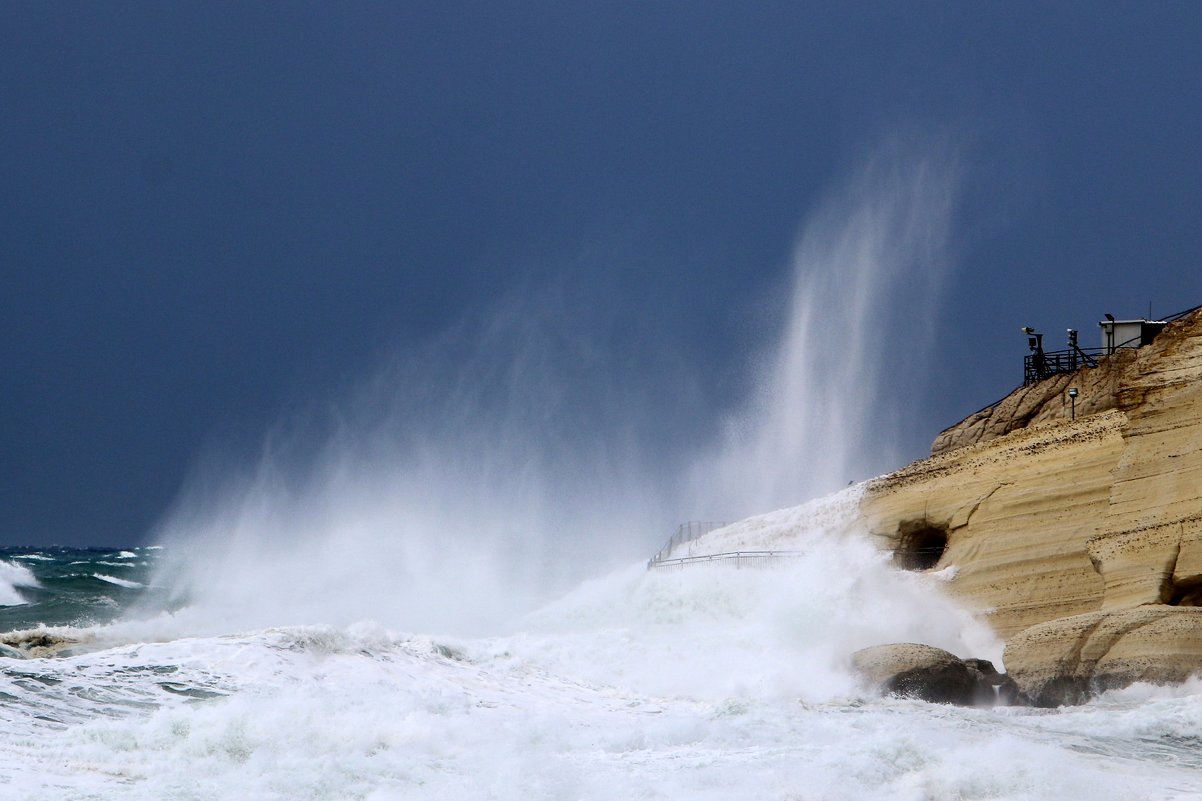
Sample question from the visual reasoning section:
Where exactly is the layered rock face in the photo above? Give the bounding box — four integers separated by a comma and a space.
1003, 607, 1202, 706
860, 307, 1202, 704
929, 348, 1137, 456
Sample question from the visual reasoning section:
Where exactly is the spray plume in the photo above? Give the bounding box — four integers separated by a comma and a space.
691, 141, 961, 518
146, 139, 963, 639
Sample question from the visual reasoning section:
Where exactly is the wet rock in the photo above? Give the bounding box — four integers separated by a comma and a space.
1004, 606, 1202, 706
851, 643, 1013, 707
963, 657, 1022, 705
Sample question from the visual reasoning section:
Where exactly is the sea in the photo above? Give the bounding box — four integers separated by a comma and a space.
4, 500, 1202, 801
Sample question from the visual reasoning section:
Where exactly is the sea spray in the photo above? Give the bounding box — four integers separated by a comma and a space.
146, 286, 676, 636
511, 485, 1001, 704
143, 140, 965, 642
689, 140, 962, 519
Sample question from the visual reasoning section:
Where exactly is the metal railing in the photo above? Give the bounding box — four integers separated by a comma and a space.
1022, 330, 1161, 385
937, 303, 1202, 436
1023, 346, 1104, 385
1021, 302, 1202, 387
647, 521, 728, 566
647, 550, 804, 570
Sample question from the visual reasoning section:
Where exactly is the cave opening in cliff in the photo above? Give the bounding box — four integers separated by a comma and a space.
1166, 576, 1202, 606
893, 522, 948, 571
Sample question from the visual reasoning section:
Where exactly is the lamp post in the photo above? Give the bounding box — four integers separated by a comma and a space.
1068, 387, 1078, 420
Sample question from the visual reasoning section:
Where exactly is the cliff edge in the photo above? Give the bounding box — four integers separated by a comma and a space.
861, 306, 1202, 705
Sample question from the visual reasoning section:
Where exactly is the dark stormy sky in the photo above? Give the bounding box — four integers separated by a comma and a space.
3, 3, 1201, 547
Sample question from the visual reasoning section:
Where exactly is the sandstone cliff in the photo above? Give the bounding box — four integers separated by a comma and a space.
861, 306, 1202, 704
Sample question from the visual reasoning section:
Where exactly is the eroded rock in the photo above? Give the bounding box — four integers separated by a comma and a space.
855, 307, 1202, 703
1004, 606, 1202, 706
850, 643, 1013, 706
930, 348, 1137, 456
863, 309, 1202, 637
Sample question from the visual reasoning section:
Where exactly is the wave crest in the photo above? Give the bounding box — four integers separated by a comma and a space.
0, 560, 40, 606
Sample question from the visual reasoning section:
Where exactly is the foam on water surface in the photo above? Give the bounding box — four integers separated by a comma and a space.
3, 612, 1202, 801
92, 574, 145, 590
1, 505, 1200, 799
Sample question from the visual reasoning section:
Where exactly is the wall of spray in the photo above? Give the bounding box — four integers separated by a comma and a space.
689, 141, 961, 519
146, 137, 965, 639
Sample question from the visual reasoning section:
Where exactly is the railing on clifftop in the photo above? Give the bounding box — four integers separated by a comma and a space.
646, 521, 807, 571
932, 302, 1202, 446
648, 550, 805, 570
1023, 345, 1105, 385
646, 521, 728, 567
1022, 303, 1202, 387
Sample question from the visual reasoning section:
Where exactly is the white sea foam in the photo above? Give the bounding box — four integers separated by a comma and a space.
1, 611, 1200, 800
668, 482, 866, 558
93, 574, 144, 589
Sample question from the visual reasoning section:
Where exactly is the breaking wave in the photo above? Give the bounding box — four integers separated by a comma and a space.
0, 560, 40, 607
